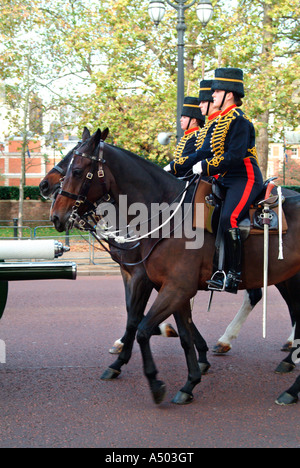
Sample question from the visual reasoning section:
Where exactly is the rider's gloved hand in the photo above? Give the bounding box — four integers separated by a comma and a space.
192, 161, 203, 175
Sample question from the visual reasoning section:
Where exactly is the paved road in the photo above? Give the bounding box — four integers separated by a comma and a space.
0, 277, 299, 448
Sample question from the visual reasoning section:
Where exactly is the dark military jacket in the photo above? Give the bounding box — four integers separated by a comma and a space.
170, 127, 200, 177
169, 113, 221, 177
201, 105, 260, 178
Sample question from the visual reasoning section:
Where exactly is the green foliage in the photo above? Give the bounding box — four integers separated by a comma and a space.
0, 186, 19, 200
0, 186, 44, 201
0, 0, 299, 172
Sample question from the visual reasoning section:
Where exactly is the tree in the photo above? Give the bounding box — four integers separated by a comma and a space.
0, 1, 63, 231
0, 0, 299, 183
40, 0, 299, 175
208, 0, 300, 178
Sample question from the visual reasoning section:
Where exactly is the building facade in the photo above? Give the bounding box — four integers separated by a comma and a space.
0, 131, 299, 187
0, 137, 79, 187
268, 131, 300, 185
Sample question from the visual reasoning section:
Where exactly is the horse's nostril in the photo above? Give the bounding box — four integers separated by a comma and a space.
39, 180, 49, 194
51, 215, 60, 229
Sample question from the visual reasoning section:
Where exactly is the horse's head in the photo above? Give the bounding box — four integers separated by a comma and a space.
39, 127, 91, 199
50, 128, 110, 232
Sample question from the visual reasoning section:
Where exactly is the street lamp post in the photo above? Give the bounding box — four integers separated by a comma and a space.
148, 0, 214, 143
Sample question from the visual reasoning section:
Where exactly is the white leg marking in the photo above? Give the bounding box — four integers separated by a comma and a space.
218, 291, 254, 345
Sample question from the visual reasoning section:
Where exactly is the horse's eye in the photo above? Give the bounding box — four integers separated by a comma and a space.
73, 168, 83, 178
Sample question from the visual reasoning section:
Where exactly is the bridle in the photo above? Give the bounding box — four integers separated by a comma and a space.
53, 139, 84, 178
55, 139, 201, 266
58, 140, 109, 228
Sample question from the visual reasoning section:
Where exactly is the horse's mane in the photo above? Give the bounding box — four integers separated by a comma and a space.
108, 143, 176, 179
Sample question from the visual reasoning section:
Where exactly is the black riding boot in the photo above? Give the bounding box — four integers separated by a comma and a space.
224, 228, 242, 294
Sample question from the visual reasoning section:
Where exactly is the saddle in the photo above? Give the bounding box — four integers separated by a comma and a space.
193, 177, 288, 238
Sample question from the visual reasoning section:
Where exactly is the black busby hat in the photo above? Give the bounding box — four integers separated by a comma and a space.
199, 80, 214, 102
211, 68, 244, 98
181, 96, 205, 122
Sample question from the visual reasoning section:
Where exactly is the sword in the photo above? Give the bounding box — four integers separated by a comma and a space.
262, 204, 270, 339
261, 195, 279, 338
278, 186, 284, 260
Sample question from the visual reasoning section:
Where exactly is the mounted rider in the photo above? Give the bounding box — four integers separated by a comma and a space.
165, 81, 221, 178
192, 68, 264, 294
164, 96, 205, 176
197, 78, 221, 124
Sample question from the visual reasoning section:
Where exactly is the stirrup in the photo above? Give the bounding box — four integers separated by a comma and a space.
207, 270, 226, 292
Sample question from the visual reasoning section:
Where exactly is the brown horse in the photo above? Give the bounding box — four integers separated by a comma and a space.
50, 130, 300, 405
40, 130, 297, 360
40, 129, 211, 380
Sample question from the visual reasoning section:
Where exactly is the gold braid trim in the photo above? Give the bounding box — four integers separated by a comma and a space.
248, 146, 259, 165
174, 156, 189, 168
173, 131, 199, 161
195, 117, 219, 150
208, 112, 237, 169
206, 110, 259, 172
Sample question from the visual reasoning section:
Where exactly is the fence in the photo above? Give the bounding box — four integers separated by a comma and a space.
0, 219, 119, 269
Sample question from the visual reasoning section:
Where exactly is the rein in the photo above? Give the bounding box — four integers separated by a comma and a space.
78, 175, 199, 268
57, 139, 199, 266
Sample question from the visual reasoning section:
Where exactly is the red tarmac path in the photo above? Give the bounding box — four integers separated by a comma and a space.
0, 276, 299, 448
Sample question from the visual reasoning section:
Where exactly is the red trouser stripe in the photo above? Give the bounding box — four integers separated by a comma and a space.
230, 159, 255, 228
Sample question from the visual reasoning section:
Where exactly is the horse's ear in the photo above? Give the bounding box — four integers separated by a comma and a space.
82, 128, 102, 153
95, 128, 102, 141
88, 128, 102, 147
102, 128, 109, 141
94, 128, 103, 147
82, 127, 91, 142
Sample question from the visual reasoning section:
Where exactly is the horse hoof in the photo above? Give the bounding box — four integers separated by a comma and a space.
172, 391, 194, 405
151, 380, 167, 405
159, 323, 179, 338
275, 392, 298, 406
212, 342, 232, 354
101, 367, 121, 381
199, 362, 211, 375
109, 339, 124, 355
281, 341, 292, 352
275, 361, 296, 374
